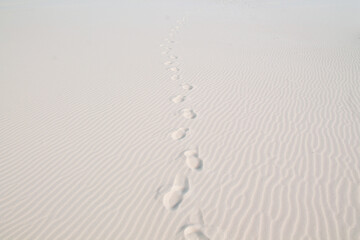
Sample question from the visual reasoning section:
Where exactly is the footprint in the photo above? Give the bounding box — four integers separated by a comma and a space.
182, 109, 197, 119
181, 83, 193, 90
186, 157, 202, 171
179, 210, 209, 240
172, 173, 189, 193
170, 67, 179, 72
170, 55, 178, 59
184, 225, 209, 240
163, 174, 189, 210
171, 95, 185, 103
171, 128, 189, 140
184, 149, 202, 170
163, 190, 183, 210
184, 149, 198, 158
188, 209, 205, 225
164, 61, 173, 66
171, 75, 180, 80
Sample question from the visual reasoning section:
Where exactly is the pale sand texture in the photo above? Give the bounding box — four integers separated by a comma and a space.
1, 0, 360, 239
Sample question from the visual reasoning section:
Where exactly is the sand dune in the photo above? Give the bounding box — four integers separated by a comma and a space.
1, 0, 359, 239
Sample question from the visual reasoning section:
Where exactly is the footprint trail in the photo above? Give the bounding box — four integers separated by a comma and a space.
159, 16, 211, 238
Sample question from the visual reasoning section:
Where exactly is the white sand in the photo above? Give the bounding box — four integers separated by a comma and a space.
1, 0, 360, 239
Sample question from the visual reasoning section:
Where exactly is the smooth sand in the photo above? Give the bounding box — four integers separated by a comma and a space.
1, 0, 360, 239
